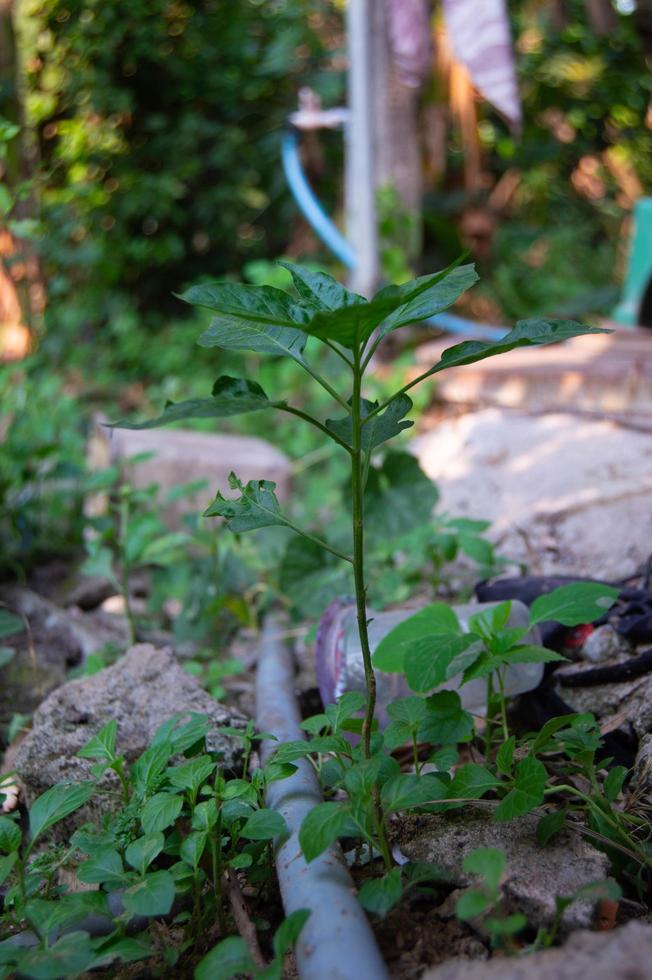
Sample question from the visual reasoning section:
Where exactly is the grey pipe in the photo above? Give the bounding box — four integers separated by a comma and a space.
256, 617, 390, 980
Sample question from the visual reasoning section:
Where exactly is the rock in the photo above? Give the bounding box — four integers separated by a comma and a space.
13, 644, 247, 836
395, 808, 609, 932
420, 920, 652, 980
632, 733, 652, 800
581, 625, 632, 664
99, 424, 292, 528
412, 409, 652, 580
554, 660, 652, 738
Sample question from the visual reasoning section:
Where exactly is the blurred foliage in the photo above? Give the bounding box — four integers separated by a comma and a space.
18, 0, 343, 362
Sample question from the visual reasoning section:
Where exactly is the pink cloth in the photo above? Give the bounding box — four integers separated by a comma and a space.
442, 0, 521, 129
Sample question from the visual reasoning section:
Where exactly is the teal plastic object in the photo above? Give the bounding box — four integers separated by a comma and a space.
613, 197, 652, 326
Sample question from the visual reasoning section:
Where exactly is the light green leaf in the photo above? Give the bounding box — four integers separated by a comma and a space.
167, 755, 216, 794
0, 610, 22, 639
455, 888, 495, 920
272, 908, 311, 959
604, 766, 628, 803
364, 452, 439, 546
77, 720, 117, 762
373, 602, 460, 673
195, 936, 254, 980
449, 764, 501, 800
77, 847, 128, 887
241, 808, 287, 841
529, 582, 619, 627
180, 831, 207, 867
419, 692, 475, 746
358, 867, 403, 918
122, 869, 175, 918
0, 647, 14, 668
18, 932, 96, 979
298, 802, 354, 862
131, 741, 173, 795
405, 633, 480, 693
125, 833, 165, 875
192, 799, 218, 831
377, 262, 479, 337
463, 846, 505, 891
496, 737, 516, 776
504, 644, 567, 664
381, 773, 448, 813
112, 376, 273, 430
29, 782, 96, 843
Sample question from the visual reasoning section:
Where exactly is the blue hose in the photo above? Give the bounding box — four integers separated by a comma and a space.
282, 127, 507, 340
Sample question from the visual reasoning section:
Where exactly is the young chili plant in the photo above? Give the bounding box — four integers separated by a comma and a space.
113, 260, 609, 864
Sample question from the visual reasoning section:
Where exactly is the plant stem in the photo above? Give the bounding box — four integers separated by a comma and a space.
300, 360, 351, 410
496, 670, 509, 742
276, 403, 353, 454
350, 345, 392, 871
485, 675, 494, 761
118, 496, 136, 646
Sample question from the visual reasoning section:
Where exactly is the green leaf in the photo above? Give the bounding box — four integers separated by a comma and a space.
430, 319, 611, 376
455, 888, 495, 920
298, 802, 353, 862
90, 935, 152, 969
186, 281, 310, 361
279, 537, 352, 619
122, 869, 175, 917
205, 474, 292, 533
536, 809, 567, 845
279, 261, 364, 312
325, 691, 367, 732
141, 792, 184, 834
272, 907, 311, 959
131, 741, 173, 795
195, 936, 254, 980
18, 932, 96, 979
373, 603, 460, 673
386, 696, 429, 728
496, 737, 516, 776
381, 773, 448, 813
241, 808, 287, 841
405, 633, 480, 693
0, 647, 14, 668
529, 582, 619, 627
0, 852, 17, 886
449, 764, 501, 800
604, 766, 628, 803
180, 831, 207, 867
126, 833, 165, 875
485, 913, 527, 937
504, 644, 568, 664
29, 782, 96, 843
77, 847, 128, 887
0, 610, 23, 640
192, 799, 218, 831
418, 691, 475, 746
110, 376, 273, 429
0, 816, 21, 854
327, 394, 414, 452
494, 755, 547, 822
343, 756, 384, 798
305, 260, 476, 347
364, 453, 439, 545
167, 755, 216, 794
77, 720, 117, 762
358, 867, 403, 917
463, 846, 505, 891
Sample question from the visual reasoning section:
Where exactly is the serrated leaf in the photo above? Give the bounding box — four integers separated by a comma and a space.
449, 764, 501, 800
405, 633, 480, 693
77, 847, 128, 887
529, 582, 619, 627
373, 603, 460, 673
29, 782, 96, 843
503, 644, 567, 664
493, 755, 547, 822
167, 755, 215, 793
110, 376, 273, 429
386, 696, 429, 728
496, 737, 516, 776
18, 932, 96, 979
536, 809, 567, 845
358, 867, 403, 917
195, 936, 254, 980
381, 773, 448, 813
327, 394, 414, 452
240, 808, 287, 841
122, 870, 175, 918
430, 319, 611, 375
77, 720, 117, 762
131, 741, 173, 795
205, 474, 291, 532
298, 802, 353, 862
0, 816, 21, 854
325, 691, 367, 732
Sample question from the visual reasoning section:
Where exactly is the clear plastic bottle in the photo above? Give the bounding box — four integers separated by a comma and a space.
315, 598, 543, 724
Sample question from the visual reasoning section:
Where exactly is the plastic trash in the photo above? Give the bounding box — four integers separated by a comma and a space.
315, 597, 544, 723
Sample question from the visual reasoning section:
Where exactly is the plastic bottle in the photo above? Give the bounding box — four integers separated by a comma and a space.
315, 598, 543, 724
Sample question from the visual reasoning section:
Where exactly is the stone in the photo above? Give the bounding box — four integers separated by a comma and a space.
394, 807, 609, 932
554, 660, 652, 738
99, 423, 292, 527
631, 733, 652, 800
411, 408, 652, 581
580, 625, 632, 664
13, 644, 247, 836
420, 920, 652, 980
